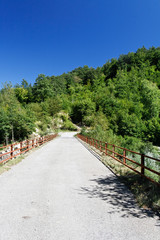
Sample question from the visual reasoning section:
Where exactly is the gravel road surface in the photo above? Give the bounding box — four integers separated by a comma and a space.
0, 132, 159, 240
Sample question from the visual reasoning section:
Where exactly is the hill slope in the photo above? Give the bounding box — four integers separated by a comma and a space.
1, 46, 160, 154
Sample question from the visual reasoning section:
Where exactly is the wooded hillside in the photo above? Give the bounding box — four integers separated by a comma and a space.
1, 46, 160, 154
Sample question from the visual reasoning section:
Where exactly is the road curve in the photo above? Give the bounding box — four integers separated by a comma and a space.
0, 132, 159, 240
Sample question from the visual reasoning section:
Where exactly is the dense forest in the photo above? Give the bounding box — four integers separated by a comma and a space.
1, 46, 160, 155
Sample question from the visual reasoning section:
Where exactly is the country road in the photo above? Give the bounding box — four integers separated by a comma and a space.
0, 132, 159, 240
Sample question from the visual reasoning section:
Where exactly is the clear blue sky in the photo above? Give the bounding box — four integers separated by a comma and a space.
0, 0, 160, 87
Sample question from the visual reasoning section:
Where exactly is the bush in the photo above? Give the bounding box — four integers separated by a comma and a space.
62, 120, 77, 131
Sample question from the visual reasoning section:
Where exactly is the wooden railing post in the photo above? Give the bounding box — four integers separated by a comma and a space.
20, 142, 22, 154
105, 143, 108, 155
141, 154, 145, 176
11, 144, 13, 159
123, 149, 126, 164
112, 145, 115, 157
32, 139, 34, 148
27, 140, 29, 151
37, 138, 39, 147
100, 141, 102, 152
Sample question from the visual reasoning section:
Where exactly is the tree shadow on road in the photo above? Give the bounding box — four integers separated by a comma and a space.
79, 175, 160, 221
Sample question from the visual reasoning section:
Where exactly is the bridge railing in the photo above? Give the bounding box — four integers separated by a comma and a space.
0, 134, 58, 164
77, 134, 160, 186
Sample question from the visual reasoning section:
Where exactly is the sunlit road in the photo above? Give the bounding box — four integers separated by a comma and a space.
0, 132, 159, 240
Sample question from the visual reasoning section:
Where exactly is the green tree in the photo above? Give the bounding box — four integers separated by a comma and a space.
32, 74, 54, 102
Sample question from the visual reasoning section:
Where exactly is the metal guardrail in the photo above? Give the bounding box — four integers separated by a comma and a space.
0, 134, 58, 164
77, 134, 160, 186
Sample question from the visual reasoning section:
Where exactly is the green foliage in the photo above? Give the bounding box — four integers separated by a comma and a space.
0, 108, 11, 143
71, 98, 96, 124
1, 46, 160, 154
62, 120, 77, 131
50, 75, 67, 94
14, 88, 28, 103
32, 74, 54, 102
53, 112, 77, 131
0, 86, 35, 143
71, 65, 97, 85
41, 97, 62, 116
14, 79, 33, 103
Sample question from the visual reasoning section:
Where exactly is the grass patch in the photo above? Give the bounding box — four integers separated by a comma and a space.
0, 155, 25, 175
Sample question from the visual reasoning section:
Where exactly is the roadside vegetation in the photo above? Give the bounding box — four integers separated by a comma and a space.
0, 155, 24, 175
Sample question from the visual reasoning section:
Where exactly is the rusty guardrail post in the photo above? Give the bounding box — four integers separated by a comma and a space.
105, 143, 108, 155
11, 144, 13, 159
123, 149, 126, 164
27, 140, 29, 151
112, 144, 115, 157
141, 154, 145, 176
100, 141, 102, 152
20, 142, 22, 154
